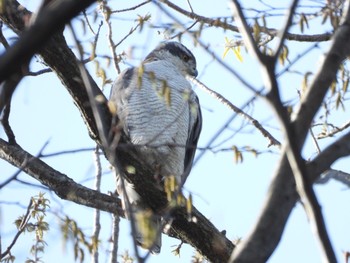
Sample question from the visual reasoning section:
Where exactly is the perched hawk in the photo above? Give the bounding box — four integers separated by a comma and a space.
109, 41, 202, 253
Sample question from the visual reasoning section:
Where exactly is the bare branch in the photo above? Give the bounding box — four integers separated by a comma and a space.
309, 131, 350, 177
230, 1, 337, 262
0, 199, 33, 259
0, 21, 9, 49
0, 100, 16, 144
309, 126, 321, 154
109, 213, 120, 263
317, 120, 350, 139
39, 147, 95, 158
26, 68, 52, 76
293, 3, 350, 143
0, 72, 23, 116
111, 0, 151, 13
230, 0, 263, 62
0, 138, 124, 215
273, 0, 300, 59
316, 169, 350, 187
92, 146, 102, 263
99, 2, 121, 74
160, 0, 332, 42
0, 0, 97, 82
192, 78, 280, 147
227, 1, 350, 261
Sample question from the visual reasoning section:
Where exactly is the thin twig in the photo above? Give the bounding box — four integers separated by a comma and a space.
111, 0, 151, 13
309, 126, 321, 154
83, 10, 96, 35
92, 146, 102, 263
109, 213, 120, 263
26, 68, 52, 76
39, 147, 95, 158
1, 101, 16, 144
317, 120, 350, 139
273, 0, 299, 59
114, 23, 140, 49
0, 21, 10, 49
0, 72, 23, 116
0, 169, 21, 189
169, 21, 198, 40
99, 2, 120, 74
186, 0, 194, 13
160, 0, 332, 42
0, 199, 33, 259
191, 78, 280, 147
230, 1, 263, 62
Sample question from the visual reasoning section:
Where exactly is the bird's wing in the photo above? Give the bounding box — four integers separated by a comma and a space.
109, 67, 136, 134
110, 67, 135, 101
182, 94, 202, 183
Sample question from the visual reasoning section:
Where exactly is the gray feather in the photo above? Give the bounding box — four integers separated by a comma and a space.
110, 41, 201, 253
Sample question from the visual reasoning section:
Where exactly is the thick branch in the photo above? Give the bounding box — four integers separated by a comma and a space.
0, 0, 96, 82
229, 1, 350, 261
0, 138, 123, 215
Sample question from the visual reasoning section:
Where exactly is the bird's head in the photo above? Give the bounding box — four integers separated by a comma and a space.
144, 41, 198, 77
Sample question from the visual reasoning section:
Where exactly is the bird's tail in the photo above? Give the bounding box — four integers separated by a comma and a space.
117, 177, 162, 253
133, 205, 162, 254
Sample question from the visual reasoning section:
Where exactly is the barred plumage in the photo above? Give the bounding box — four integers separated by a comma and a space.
109, 41, 202, 253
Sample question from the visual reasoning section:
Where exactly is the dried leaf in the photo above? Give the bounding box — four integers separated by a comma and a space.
322, 10, 329, 25
253, 19, 261, 43
335, 92, 344, 110
343, 78, 349, 93
301, 72, 313, 94
330, 80, 337, 95
232, 146, 243, 163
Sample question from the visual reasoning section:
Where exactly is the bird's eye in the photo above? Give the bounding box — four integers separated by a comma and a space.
182, 54, 190, 62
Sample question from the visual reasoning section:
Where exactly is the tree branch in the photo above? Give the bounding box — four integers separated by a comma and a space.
230, 1, 336, 261
160, 0, 333, 42
192, 78, 280, 147
0, 138, 123, 215
0, 0, 96, 82
273, 0, 299, 59
227, 1, 350, 261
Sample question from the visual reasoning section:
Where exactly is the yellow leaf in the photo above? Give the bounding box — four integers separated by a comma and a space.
233, 46, 243, 62
223, 37, 232, 59
223, 37, 243, 62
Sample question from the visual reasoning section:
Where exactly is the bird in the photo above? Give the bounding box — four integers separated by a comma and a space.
109, 41, 202, 254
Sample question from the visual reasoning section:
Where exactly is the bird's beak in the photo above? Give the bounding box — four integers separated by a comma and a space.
192, 68, 198, 77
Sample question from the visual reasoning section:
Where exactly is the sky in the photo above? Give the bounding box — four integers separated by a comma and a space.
1, 1, 350, 263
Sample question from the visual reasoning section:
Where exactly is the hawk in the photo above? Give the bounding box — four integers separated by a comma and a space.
109, 41, 202, 253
